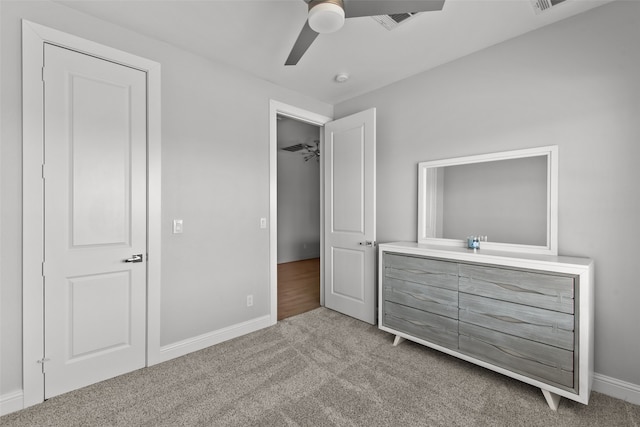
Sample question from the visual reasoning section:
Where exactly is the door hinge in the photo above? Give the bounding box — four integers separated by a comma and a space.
42, 164, 46, 180
41, 66, 47, 82
37, 358, 50, 373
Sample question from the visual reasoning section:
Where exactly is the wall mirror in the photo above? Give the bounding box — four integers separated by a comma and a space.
418, 146, 558, 255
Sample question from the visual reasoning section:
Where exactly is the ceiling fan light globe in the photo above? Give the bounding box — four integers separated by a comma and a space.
308, 3, 345, 34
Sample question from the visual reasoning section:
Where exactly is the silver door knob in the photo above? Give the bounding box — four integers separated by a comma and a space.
358, 241, 376, 247
124, 254, 143, 263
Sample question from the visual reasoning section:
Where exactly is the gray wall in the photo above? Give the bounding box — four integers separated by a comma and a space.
277, 118, 321, 264
335, 1, 640, 386
0, 0, 332, 394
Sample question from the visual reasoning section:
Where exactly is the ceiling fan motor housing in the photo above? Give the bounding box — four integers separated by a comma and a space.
308, 0, 345, 33
287, 0, 447, 66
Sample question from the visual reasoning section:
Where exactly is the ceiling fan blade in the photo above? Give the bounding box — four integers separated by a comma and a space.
343, 0, 446, 18
285, 20, 320, 66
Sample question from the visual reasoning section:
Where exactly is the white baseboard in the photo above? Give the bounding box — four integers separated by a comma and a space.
153, 314, 273, 364
0, 390, 24, 416
592, 373, 640, 405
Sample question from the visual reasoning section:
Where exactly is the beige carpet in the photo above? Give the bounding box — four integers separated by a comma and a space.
3, 307, 639, 426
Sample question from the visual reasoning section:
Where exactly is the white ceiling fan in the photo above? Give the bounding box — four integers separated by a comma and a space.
285, 0, 447, 66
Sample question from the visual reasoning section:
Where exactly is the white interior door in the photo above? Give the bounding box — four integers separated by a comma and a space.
43, 44, 147, 398
324, 108, 376, 324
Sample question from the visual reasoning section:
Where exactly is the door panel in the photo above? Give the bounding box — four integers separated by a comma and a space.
324, 109, 376, 324
331, 248, 365, 301
43, 44, 147, 398
68, 272, 133, 359
71, 75, 131, 246
332, 127, 364, 232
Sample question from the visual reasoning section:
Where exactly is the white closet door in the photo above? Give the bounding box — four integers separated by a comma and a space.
43, 44, 147, 398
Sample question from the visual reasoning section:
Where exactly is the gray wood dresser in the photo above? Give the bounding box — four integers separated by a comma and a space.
378, 242, 594, 410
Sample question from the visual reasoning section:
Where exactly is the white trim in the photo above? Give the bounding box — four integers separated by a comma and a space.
21, 20, 161, 408
268, 100, 332, 325
154, 315, 273, 363
144, 47, 163, 368
0, 390, 24, 416
418, 167, 438, 241
417, 145, 558, 256
22, 20, 47, 410
593, 373, 640, 406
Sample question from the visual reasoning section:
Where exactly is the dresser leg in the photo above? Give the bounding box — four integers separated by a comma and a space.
541, 389, 561, 410
392, 335, 405, 346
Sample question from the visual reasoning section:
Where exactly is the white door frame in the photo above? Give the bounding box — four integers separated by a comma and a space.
22, 20, 162, 408
268, 100, 332, 324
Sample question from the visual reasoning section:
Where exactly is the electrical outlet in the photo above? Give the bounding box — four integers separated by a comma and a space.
246, 295, 253, 307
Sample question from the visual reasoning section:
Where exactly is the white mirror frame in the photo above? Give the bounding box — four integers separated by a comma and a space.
418, 146, 558, 256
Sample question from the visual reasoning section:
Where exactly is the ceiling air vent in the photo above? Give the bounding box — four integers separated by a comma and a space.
371, 12, 420, 31
530, 0, 567, 15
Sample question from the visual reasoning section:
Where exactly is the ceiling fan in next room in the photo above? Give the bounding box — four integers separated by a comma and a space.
285, 0, 446, 65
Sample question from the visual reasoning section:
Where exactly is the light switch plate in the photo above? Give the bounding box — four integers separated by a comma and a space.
260, 218, 267, 229
173, 219, 183, 234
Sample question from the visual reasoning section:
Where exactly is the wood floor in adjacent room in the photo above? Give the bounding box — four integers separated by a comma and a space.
277, 258, 320, 321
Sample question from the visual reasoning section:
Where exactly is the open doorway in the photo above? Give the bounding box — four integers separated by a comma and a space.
276, 115, 321, 320
270, 101, 376, 324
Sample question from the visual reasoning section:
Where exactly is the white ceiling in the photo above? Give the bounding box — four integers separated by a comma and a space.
55, 0, 614, 104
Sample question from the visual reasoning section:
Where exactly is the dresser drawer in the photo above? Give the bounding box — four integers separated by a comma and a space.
383, 301, 458, 348
384, 277, 458, 319
459, 264, 575, 314
459, 322, 574, 389
384, 253, 458, 291
459, 293, 574, 350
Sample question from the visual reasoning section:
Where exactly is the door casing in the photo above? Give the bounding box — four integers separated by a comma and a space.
269, 101, 332, 324
22, 20, 162, 408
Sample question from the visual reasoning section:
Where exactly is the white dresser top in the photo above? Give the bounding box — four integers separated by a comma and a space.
379, 241, 592, 272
